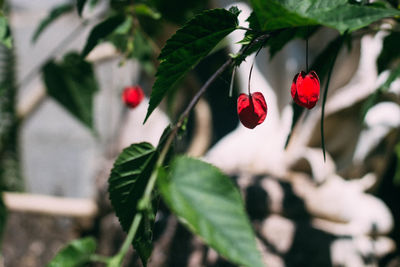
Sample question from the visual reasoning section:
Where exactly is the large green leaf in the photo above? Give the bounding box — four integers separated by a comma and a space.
108, 142, 158, 266
144, 8, 238, 122
42, 52, 98, 130
81, 14, 125, 58
32, 4, 74, 42
47, 237, 96, 267
251, 0, 400, 34
158, 156, 264, 267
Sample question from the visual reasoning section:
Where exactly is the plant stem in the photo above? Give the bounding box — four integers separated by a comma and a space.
90, 254, 111, 264
108, 213, 143, 266
247, 44, 264, 95
321, 35, 345, 161
178, 58, 233, 125
306, 38, 309, 72
108, 31, 271, 266
237, 26, 253, 32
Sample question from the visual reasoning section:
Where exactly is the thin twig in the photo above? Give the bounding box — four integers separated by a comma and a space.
110, 31, 272, 265
321, 35, 346, 161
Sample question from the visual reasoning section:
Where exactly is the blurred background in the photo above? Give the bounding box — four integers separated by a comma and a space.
1, 0, 400, 266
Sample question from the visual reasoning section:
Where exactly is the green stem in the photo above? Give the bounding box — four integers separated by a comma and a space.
90, 254, 111, 264
107, 31, 271, 266
108, 213, 143, 266
321, 35, 346, 161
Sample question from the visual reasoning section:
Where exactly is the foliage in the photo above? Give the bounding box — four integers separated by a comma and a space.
158, 156, 264, 267
144, 8, 239, 122
42, 52, 99, 130
108, 142, 158, 264
250, 0, 400, 33
1, 0, 400, 266
31, 3, 74, 42
81, 14, 126, 58
47, 237, 96, 267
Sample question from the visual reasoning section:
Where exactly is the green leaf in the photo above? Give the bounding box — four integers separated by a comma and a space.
47, 237, 96, 267
42, 52, 98, 130
377, 31, 400, 73
144, 8, 238, 122
158, 156, 264, 267
81, 14, 125, 58
150, 0, 208, 25
108, 142, 158, 265
32, 4, 74, 43
0, 42, 23, 191
228, 6, 241, 17
0, 16, 11, 48
133, 4, 161, 20
77, 0, 87, 17
251, 0, 400, 34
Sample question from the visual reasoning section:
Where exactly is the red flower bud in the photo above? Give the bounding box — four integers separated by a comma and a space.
122, 86, 144, 108
291, 71, 320, 109
237, 92, 267, 129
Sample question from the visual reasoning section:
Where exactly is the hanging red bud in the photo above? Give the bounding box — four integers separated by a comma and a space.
122, 86, 144, 108
291, 71, 320, 109
237, 92, 267, 129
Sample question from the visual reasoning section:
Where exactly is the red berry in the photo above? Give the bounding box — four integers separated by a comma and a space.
237, 92, 267, 129
122, 86, 144, 108
291, 71, 320, 109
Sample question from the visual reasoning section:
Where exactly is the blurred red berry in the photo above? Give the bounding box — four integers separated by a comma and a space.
291, 71, 320, 109
237, 92, 267, 129
122, 86, 144, 108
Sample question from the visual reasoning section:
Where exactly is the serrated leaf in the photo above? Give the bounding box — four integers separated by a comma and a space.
77, 0, 87, 17
251, 0, 400, 34
81, 14, 125, 58
108, 142, 158, 265
32, 4, 74, 43
47, 237, 96, 267
144, 8, 238, 122
377, 31, 400, 73
158, 156, 264, 267
42, 52, 98, 130
228, 6, 241, 17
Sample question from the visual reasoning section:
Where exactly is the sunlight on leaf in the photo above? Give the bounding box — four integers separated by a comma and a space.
251, 0, 400, 34
144, 8, 238, 122
158, 156, 264, 267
